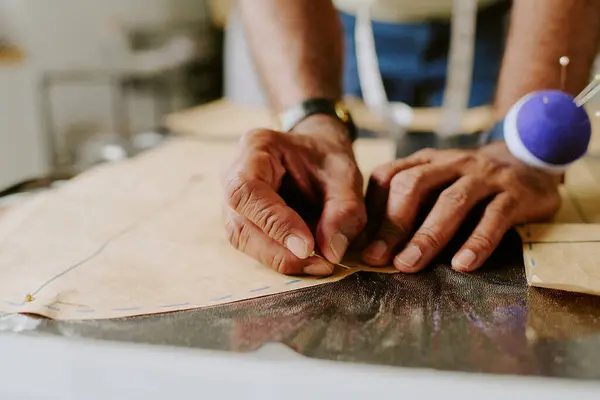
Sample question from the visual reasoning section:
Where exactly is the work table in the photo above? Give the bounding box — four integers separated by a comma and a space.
1, 98, 600, 398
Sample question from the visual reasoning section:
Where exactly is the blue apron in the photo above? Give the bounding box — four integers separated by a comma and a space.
340, 1, 510, 108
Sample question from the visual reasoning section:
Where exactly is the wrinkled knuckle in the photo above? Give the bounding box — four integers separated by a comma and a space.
470, 232, 495, 251
415, 226, 444, 250
271, 252, 293, 275
224, 178, 245, 209
262, 211, 280, 236
488, 195, 518, 218
225, 178, 254, 212
391, 169, 425, 196
381, 219, 410, 239
225, 215, 248, 251
439, 186, 470, 208
257, 207, 291, 241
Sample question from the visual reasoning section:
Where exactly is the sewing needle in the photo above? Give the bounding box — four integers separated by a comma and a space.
309, 251, 352, 269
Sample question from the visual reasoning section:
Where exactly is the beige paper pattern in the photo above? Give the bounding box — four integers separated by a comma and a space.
0, 138, 395, 320
517, 159, 600, 296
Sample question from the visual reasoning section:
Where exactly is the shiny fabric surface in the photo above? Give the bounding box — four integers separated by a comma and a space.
2, 229, 600, 380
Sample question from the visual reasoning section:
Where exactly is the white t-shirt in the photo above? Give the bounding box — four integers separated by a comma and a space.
334, 0, 500, 22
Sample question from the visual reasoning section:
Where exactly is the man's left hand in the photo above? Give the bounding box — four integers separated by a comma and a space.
361, 142, 562, 272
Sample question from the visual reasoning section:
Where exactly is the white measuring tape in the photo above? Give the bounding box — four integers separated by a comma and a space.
437, 0, 477, 137
355, 0, 477, 138
355, 2, 412, 143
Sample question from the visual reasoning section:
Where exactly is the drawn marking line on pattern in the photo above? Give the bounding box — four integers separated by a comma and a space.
249, 286, 270, 293
210, 295, 232, 302
25, 175, 203, 301
159, 303, 190, 308
7, 276, 339, 314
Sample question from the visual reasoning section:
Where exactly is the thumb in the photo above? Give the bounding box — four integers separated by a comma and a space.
316, 169, 367, 264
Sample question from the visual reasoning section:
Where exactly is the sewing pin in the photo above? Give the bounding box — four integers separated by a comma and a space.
574, 74, 600, 107
559, 56, 570, 91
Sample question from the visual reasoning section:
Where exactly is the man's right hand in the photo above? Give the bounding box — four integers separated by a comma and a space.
221, 115, 367, 276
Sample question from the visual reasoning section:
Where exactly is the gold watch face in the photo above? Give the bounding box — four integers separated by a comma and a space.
334, 102, 350, 123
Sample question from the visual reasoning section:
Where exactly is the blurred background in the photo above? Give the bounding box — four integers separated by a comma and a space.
0, 0, 238, 190
1, 0, 600, 192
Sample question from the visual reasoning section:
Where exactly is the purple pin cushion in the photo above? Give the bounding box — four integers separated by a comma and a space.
504, 90, 591, 173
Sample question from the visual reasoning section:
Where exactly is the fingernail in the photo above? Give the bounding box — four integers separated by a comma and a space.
453, 249, 477, 271
364, 240, 388, 261
286, 235, 309, 259
395, 245, 422, 269
304, 261, 334, 276
329, 232, 349, 263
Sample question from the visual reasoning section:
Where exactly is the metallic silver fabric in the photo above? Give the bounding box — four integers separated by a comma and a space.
2, 229, 600, 380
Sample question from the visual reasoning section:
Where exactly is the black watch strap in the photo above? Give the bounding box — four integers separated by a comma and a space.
279, 98, 357, 142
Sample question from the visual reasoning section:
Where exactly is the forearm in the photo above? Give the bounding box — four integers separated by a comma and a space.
239, 0, 343, 112
494, 0, 600, 118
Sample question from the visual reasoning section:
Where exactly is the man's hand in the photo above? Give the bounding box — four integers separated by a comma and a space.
362, 143, 562, 273
222, 115, 366, 276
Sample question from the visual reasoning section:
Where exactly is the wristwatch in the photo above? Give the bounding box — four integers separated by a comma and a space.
278, 98, 358, 142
